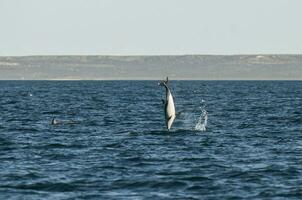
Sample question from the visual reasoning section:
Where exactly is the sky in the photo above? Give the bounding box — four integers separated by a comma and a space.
0, 0, 302, 56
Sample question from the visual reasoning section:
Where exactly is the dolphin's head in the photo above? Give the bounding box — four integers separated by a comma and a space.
158, 81, 165, 86
158, 77, 169, 86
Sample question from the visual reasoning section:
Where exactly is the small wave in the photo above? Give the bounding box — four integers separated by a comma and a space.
0, 138, 15, 146
3, 182, 77, 192
129, 129, 198, 135
7, 127, 39, 133
34, 143, 84, 150
128, 130, 164, 135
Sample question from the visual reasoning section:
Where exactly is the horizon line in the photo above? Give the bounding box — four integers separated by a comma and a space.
1, 53, 302, 57
0, 79, 301, 81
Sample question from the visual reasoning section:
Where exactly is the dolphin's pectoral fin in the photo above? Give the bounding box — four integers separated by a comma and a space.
168, 115, 173, 121
162, 99, 165, 104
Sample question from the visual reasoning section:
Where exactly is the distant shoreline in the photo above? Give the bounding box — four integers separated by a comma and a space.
1, 55, 301, 80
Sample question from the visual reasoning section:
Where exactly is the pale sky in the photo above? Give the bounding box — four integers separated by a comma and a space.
0, 0, 301, 56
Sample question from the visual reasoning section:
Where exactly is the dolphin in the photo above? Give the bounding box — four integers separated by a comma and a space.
159, 77, 176, 131
50, 117, 77, 125
51, 117, 59, 125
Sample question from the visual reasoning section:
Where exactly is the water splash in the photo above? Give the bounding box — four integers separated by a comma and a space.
194, 109, 208, 131
194, 100, 208, 131
176, 99, 208, 131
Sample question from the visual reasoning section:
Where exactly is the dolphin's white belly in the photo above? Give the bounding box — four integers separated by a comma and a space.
165, 93, 176, 130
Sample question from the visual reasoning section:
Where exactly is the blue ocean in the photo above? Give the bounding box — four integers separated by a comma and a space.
0, 81, 302, 199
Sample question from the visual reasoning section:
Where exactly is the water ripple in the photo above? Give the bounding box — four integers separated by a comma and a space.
0, 81, 301, 199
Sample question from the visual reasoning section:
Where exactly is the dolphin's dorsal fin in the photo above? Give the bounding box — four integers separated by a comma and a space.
166, 77, 169, 84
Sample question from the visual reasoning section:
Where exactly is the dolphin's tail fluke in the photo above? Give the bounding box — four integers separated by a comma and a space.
158, 77, 169, 86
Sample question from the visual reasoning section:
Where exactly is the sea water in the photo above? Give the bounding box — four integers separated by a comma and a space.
0, 81, 301, 199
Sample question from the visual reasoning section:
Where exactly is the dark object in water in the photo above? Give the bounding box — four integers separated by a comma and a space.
51, 117, 59, 125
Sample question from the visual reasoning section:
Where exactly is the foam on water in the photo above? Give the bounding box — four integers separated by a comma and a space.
178, 99, 208, 131
194, 109, 208, 131
194, 100, 208, 131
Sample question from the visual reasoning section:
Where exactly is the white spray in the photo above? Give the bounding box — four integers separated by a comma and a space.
194, 99, 208, 131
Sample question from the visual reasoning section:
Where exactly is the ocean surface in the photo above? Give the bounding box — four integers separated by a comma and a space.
0, 80, 302, 199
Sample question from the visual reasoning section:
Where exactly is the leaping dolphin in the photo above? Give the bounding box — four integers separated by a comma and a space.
159, 77, 176, 131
